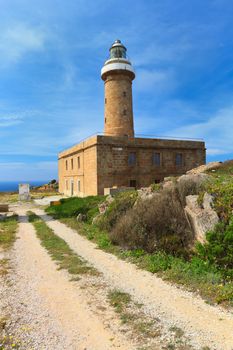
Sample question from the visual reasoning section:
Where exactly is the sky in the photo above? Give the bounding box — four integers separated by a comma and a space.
0, 0, 233, 181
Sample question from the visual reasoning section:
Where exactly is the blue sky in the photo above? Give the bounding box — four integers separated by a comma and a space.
0, 0, 233, 181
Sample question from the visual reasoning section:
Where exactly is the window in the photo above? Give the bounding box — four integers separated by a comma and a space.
65, 179, 68, 190
105, 98, 107, 104
130, 180, 137, 188
153, 152, 161, 166
78, 180, 81, 192
105, 118, 107, 123
71, 158, 73, 170
77, 156, 80, 169
128, 152, 136, 165
175, 153, 183, 166
65, 160, 68, 171
123, 109, 127, 116
123, 91, 126, 97
154, 179, 161, 184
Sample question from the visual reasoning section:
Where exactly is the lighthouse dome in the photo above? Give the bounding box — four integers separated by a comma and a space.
101, 39, 135, 80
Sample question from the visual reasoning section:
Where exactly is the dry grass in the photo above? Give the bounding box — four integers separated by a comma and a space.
111, 186, 193, 255
0, 215, 18, 250
0, 191, 58, 204
28, 212, 99, 278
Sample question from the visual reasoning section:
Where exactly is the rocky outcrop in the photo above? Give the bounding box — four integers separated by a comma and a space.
137, 187, 154, 200
185, 192, 219, 242
186, 162, 222, 175
98, 195, 114, 214
178, 173, 209, 185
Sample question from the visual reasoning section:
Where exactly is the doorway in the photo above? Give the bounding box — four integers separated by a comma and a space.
129, 179, 137, 188
70, 180, 74, 196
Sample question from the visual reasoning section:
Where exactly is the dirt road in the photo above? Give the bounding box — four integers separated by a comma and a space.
34, 207, 233, 350
1, 204, 233, 350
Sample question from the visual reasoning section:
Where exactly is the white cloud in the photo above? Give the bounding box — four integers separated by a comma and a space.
0, 22, 46, 66
168, 105, 233, 156
0, 115, 24, 127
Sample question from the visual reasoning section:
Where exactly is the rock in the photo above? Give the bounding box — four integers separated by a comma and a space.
98, 202, 108, 214
137, 187, 153, 200
92, 214, 102, 225
177, 173, 209, 185
186, 161, 222, 175
76, 213, 86, 222
98, 196, 114, 214
185, 192, 219, 243
162, 180, 174, 189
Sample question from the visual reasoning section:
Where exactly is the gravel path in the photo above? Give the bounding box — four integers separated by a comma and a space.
34, 207, 233, 350
5, 207, 135, 350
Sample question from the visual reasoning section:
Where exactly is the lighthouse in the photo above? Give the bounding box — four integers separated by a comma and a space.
58, 39, 206, 197
101, 40, 135, 138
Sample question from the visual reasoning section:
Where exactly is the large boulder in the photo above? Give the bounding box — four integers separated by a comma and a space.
178, 173, 209, 185
186, 162, 222, 175
185, 192, 219, 242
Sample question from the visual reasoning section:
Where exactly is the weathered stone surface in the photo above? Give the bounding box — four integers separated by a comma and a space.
19, 183, 31, 201
98, 195, 114, 214
185, 193, 219, 242
76, 213, 87, 222
186, 162, 222, 175
178, 173, 209, 185
137, 187, 154, 200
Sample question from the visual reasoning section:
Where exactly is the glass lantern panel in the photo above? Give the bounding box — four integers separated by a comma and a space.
110, 47, 126, 59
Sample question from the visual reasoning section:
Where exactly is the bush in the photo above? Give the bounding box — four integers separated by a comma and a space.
111, 187, 193, 255
196, 218, 233, 279
46, 195, 106, 222
176, 177, 206, 206
97, 190, 138, 231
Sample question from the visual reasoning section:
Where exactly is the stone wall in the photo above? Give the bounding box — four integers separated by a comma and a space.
96, 136, 205, 195
58, 136, 98, 196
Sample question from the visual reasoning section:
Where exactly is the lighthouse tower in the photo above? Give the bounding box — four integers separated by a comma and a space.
101, 40, 135, 138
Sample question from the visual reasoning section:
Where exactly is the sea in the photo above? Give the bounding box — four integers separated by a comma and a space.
0, 181, 49, 192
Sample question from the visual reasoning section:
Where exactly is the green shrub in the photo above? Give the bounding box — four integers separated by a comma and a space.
196, 218, 233, 279
46, 195, 106, 222
206, 177, 233, 222
97, 190, 138, 231
150, 183, 161, 192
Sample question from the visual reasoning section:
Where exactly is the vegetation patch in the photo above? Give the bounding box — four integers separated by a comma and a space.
0, 259, 10, 277
46, 161, 233, 305
46, 195, 106, 222
97, 190, 138, 231
0, 216, 18, 250
28, 212, 99, 278
110, 186, 193, 255
107, 289, 161, 342
0, 332, 21, 349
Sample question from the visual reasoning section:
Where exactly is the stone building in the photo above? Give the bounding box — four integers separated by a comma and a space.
58, 40, 206, 197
